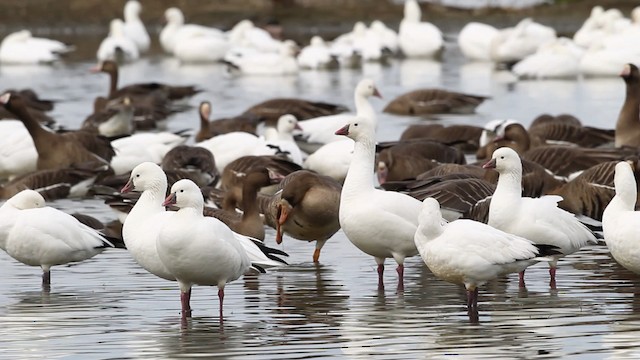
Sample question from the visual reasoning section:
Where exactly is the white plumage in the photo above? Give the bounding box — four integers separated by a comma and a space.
398, 0, 443, 58
0, 30, 74, 64
97, 19, 140, 63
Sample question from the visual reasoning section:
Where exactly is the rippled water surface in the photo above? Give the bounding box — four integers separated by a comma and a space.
1, 36, 639, 359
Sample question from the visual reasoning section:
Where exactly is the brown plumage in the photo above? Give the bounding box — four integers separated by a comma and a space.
195, 101, 262, 142
161, 145, 219, 188
204, 167, 282, 240
0, 167, 101, 200
259, 170, 342, 262
549, 159, 640, 220
81, 96, 135, 138
218, 155, 302, 210
242, 98, 348, 126
6, 89, 55, 112
376, 140, 466, 183
616, 63, 640, 147
383, 89, 489, 115
0, 92, 114, 171
400, 123, 483, 152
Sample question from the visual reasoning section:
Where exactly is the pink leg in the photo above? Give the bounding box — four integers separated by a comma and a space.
396, 264, 405, 292
181, 290, 192, 318
549, 267, 557, 290
518, 270, 526, 288
218, 288, 225, 323
466, 289, 474, 309
377, 264, 385, 289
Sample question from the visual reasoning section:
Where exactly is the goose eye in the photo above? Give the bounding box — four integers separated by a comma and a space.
135, 174, 140, 178
354, 123, 359, 127
180, 189, 184, 193
500, 156, 504, 159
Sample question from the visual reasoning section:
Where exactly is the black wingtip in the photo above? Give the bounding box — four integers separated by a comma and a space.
535, 244, 563, 257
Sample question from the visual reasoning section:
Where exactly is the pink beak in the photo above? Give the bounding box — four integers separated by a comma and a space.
335, 124, 349, 136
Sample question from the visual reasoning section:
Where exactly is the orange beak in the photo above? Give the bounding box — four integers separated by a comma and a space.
276, 201, 291, 245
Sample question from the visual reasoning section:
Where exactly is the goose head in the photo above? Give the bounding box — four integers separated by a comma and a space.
614, 161, 638, 207
124, 0, 142, 21
163, 179, 203, 209
310, 35, 325, 47
403, 0, 422, 23
620, 63, 639, 84
164, 7, 184, 26
199, 101, 211, 121
335, 115, 375, 143
354, 78, 382, 99
416, 197, 446, 240
4, 190, 46, 210
109, 19, 127, 37
483, 146, 522, 176
276, 114, 302, 134
122, 162, 167, 193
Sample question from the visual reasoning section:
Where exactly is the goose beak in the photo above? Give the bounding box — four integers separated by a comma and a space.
373, 87, 383, 99
482, 159, 497, 169
163, 193, 177, 207
121, 179, 134, 193
335, 124, 349, 136
89, 64, 102, 73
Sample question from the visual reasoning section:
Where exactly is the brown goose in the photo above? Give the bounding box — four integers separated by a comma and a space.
522, 146, 636, 178
383, 89, 489, 115
616, 63, 640, 147
0, 92, 114, 171
549, 159, 640, 220
242, 98, 348, 126
81, 96, 135, 138
91, 60, 201, 101
218, 155, 302, 210
0, 167, 102, 200
259, 170, 341, 263
204, 167, 283, 240
400, 124, 483, 152
5, 89, 55, 112
161, 145, 219, 188
195, 101, 263, 142
376, 139, 466, 184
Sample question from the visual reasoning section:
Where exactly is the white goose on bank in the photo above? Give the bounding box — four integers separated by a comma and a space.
158, 179, 287, 319
97, 19, 140, 63
335, 83, 422, 290
483, 147, 597, 288
0, 30, 75, 65
122, 0, 150, 53
398, 0, 443, 58
0, 190, 113, 287
602, 161, 640, 274
415, 197, 552, 318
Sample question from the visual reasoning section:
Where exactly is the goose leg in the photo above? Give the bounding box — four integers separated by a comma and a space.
42, 269, 51, 290
518, 270, 526, 288
396, 264, 405, 292
218, 288, 225, 323
549, 267, 557, 290
375, 257, 385, 289
181, 290, 192, 318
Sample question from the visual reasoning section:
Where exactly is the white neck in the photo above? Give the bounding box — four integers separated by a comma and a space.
354, 92, 375, 121
342, 135, 376, 201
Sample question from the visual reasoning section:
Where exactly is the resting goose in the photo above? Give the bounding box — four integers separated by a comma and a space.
159, 7, 225, 55
376, 139, 466, 184
415, 197, 554, 321
258, 114, 304, 165
336, 90, 421, 290
96, 19, 139, 63
158, 179, 287, 320
616, 63, 640, 147
0, 92, 114, 171
483, 147, 598, 288
458, 22, 499, 61
259, 170, 342, 263
122, 0, 150, 53
551, 160, 640, 221
398, 0, 443, 58
242, 98, 348, 126
0, 190, 113, 288
224, 40, 299, 76
195, 101, 262, 142
109, 131, 188, 175
0, 167, 104, 200
602, 161, 640, 274
81, 96, 135, 138
383, 89, 489, 115
161, 145, 219, 188
297, 36, 337, 70
0, 30, 74, 64
400, 124, 483, 152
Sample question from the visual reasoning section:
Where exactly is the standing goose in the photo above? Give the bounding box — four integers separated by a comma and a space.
0, 190, 113, 288
0, 92, 114, 171
336, 81, 421, 290
415, 197, 555, 321
122, 0, 150, 53
259, 170, 342, 263
158, 179, 287, 320
483, 147, 598, 288
602, 161, 640, 274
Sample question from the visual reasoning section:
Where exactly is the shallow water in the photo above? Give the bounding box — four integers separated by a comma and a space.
0, 37, 638, 359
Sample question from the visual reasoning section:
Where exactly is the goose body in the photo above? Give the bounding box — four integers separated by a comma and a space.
160, 7, 225, 55
0, 190, 113, 287
123, 0, 150, 53
602, 161, 640, 274
97, 19, 140, 63
0, 30, 74, 64
398, 0, 443, 58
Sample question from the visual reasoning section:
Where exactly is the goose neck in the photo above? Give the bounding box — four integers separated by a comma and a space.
342, 137, 376, 199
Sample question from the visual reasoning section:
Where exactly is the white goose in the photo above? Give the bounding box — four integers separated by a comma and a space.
297, 36, 335, 70
0, 190, 113, 287
97, 19, 140, 63
303, 139, 354, 183
122, 0, 150, 53
398, 0, 443, 58
121, 162, 176, 281
158, 179, 287, 319
110, 132, 188, 175
258, 114, 304, 165
458, 22, 499, 61
0, 120, 37, 181
415, 197, 551, 317
336, 86, 422, 290
512, 37, 583, 79
602, 161, 640, 274
159, 7, 225, 55
225, 40, 299, 76
490, 18, 557, 63
483, 147, 598, 288
0, 30, 74, 64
